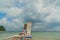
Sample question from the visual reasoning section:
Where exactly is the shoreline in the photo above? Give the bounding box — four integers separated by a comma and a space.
0, 31, 5, 32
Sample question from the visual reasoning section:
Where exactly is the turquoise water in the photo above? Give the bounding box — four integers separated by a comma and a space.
0, 32, 60, 40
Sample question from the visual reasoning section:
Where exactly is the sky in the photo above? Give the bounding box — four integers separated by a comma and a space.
0, 0, 60, 31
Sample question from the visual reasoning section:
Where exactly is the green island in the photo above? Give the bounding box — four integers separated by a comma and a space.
0, 25, 6, 31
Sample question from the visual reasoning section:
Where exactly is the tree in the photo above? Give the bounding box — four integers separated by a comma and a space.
0, 25, 6, 31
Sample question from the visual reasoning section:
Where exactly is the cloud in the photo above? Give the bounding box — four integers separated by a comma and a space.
55, 26, 60, 31
0, 0, 60, 31
0, 0, 24, 31
6, 7, 23, 17
0, 17, 23, 31
22, 0, 60, 31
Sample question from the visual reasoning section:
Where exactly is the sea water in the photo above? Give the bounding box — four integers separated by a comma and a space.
0, 31, 60, 40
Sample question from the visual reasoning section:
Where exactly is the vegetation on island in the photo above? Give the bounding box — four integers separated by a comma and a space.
0, 25, 6, 31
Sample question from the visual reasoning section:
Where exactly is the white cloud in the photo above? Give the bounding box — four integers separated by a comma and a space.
6, 7, 23, 17
0, 17, 7, 25
54, 26, 60, 31
0, 0, 60, 31
14, 19, 19, 22
23, 0, 60, 31
45, 9, 60, 23
0, 17, 23, 31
